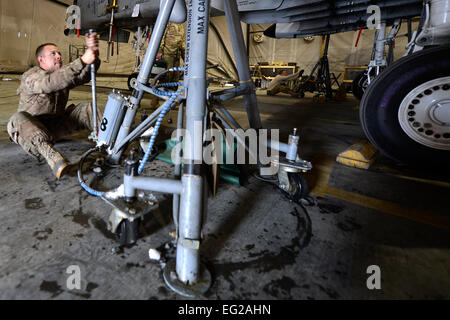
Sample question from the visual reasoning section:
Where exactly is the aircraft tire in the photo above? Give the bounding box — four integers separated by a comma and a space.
360, 44, 450, 167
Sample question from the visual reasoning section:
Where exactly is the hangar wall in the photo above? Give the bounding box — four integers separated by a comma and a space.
248, 22, 417, 78
0, 0, 135, 75
0, 0, 416, 82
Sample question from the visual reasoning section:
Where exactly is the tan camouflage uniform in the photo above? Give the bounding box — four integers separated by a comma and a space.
160, 22, 185, 83
7, 58, 101, 177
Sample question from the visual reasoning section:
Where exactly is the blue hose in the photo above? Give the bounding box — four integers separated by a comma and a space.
138, 84, 185, 175
77, 147, 105, 197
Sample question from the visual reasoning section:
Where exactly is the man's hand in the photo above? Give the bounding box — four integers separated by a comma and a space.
81, 32, 99, 65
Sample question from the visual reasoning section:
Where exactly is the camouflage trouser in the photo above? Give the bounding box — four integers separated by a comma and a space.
163, 54, 182, 83
7, 102, 101, 159
267, 85, 298, 97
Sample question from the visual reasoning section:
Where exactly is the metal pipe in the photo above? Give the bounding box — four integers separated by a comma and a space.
109, 0, 176, 164
374, 21, 387, 65
112, 104, 164, 153
214, 111, 259, 164
176, 174, 203, 283
137, 0, 176, 87
124, 175, 183, 196
107, 9, 115, 62
223, 0, 262, 130
216, 106, 242, 129
88, 29, 98, 140
176, 0, 210, 285
211, 84, 251, 102
267, 140, 289, 154
173, 103, 184, 232
170, 0, 187, 23
209, 21, 239, 77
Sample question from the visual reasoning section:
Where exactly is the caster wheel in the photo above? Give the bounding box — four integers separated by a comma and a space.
127, 73, 139, 91
360, 45, 450, 167
281, 172, 310, 202
116, 218, 141, 246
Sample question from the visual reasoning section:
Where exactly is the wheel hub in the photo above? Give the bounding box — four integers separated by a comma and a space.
398, 77, 450, 150
431, 101, 450, 125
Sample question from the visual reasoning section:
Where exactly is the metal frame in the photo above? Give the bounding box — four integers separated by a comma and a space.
86, 0, 311, 297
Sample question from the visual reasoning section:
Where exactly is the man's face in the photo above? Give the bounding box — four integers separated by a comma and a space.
38, 45, 62, 72
281, 70, 288, 76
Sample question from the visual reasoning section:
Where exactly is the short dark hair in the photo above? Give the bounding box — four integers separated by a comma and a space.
35, 43, 58, 61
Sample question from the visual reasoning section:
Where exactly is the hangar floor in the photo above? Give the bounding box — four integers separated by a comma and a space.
0, 76, 449, 300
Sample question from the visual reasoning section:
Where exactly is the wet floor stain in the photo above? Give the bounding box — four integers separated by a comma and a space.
25, 198, 44, 210
317, 201, 344, 214
33, 228, 53, 241
40, 280, 63, 298
263, 276, 298, 299
205, 203, 312, 297
46, 180, 60, 192
86, 282, 98, 292
337, 218, 362, 232
245, 244, 255, 250
68, 282, 99, 299
316, 283, 340, 299
125, 262, 146, 270
91, 218, 117, 241
64, 208, 91, 229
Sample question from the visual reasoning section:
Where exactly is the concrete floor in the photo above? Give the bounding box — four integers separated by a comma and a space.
0, 76, 449, 300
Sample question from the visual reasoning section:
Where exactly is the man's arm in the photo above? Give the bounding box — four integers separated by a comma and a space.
75, 58, 101, 85
23, 59, 89, 94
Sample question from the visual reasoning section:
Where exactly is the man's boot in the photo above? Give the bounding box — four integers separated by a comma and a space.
35, 142, 71, 179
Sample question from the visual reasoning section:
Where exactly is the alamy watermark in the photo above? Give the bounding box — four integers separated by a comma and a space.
66, 5, 81, 30
66, 264, 82, 290
366, 265, 381, 290
367, 5, 382, 30
166, 124, 281, 175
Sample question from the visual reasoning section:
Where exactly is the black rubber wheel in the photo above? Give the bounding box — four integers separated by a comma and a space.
352, 70, 366, 100
360, 45, 450, 167
281, 172, 310, 202
352, 68, 379, 100
116, 218, 141, 246
127, 73, 139, 91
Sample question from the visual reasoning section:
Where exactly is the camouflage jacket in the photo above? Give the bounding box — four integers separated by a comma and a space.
16, 58, 100, 116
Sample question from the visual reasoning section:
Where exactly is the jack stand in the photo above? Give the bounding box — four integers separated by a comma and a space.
105, 0, 118, 63
298, 34, 334, 100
